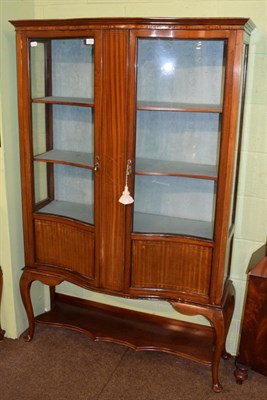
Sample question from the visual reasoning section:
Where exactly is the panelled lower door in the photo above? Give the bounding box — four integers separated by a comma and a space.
126, 29, 230, 303
26, 31, 101, 283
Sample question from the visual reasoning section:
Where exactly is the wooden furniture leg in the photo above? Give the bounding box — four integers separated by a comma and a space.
234, 360, 249, 384
0, 267, 5, 340
20, 270, 36, 342
20, 267, 63, 342
171, 281, 235, 392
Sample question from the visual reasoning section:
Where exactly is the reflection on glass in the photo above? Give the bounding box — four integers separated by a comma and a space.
137, 39, 226, 106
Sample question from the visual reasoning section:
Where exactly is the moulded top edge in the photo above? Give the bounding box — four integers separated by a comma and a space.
9, 17, 255, 34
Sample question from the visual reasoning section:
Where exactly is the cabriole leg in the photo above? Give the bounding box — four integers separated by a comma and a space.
20, 270, 36, 342
211, 312, 225, 392
170, 281, 235, 393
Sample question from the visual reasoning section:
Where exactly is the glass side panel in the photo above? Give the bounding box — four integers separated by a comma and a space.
136, 110, 221, 175
52, 39, 94, 99
137, 39, 226, 107
32, 103, 46, 155
133, 38, 225, 239
133, 176, 216, 239
228, 45, 249, 229
30, 41, 45, 98
35, 163, 94, 224
34, 162, 48, 204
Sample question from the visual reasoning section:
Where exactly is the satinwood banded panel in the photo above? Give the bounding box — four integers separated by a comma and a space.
34, 217, 95, 279
130, 240, 212, 298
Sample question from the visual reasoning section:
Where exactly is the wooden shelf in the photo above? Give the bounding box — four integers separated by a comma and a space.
133, 211, 213, 239
37, 200, 93, 224
36, 293, 214, 366
32, 96, 94, 107
135, 158, 217, 180
137, 100, 223, 113
34, 150, 94, 169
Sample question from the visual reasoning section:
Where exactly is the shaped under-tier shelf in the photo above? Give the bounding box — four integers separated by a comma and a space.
36, 293, 214, 366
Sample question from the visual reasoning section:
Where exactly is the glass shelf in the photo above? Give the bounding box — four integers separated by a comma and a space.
135, 158, 217, 180
133, 211, 213, 239
34, 150, 94, 169
32, 96, 94, 107
37, 200, 93, 224
137, 101, 223, 113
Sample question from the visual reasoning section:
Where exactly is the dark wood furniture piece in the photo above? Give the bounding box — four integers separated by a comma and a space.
0, 267, 5, 339
11, 18, 255, 392
235, 244, 267, 383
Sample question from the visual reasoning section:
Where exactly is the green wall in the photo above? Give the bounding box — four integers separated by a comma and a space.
1, 0, 266, 354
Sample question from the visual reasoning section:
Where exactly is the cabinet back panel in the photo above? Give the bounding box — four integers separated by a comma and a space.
130, 240, 212, 296
34, 219, 95, 279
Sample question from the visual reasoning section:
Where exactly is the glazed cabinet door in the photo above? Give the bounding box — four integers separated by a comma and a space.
126, 29, 236, 303
18, 31, 102, 284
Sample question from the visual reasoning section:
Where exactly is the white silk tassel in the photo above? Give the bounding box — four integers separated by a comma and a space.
119, 160, 134, 205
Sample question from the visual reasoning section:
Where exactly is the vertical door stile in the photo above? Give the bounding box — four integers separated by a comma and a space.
211, 31, 244, 304
100, 29, 129, 291
93, 29, 103, 287
19, 32, 36, 266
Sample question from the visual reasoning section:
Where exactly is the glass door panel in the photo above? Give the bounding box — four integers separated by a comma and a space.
30, 37, 96, 224
135, 110, 221, 178
134, 176, 216, 239
137, 39, 226, 107
33, 104, 94, 168
133, 37, 226, 239
52, 39, 94, 99
35, 163, 94, 224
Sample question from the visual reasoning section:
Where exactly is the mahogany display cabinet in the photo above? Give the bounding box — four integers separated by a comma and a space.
11, 18, 255, 392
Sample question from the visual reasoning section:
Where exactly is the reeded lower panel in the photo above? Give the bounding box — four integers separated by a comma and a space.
130, 240, 212, 297
34, 218, 95, 279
